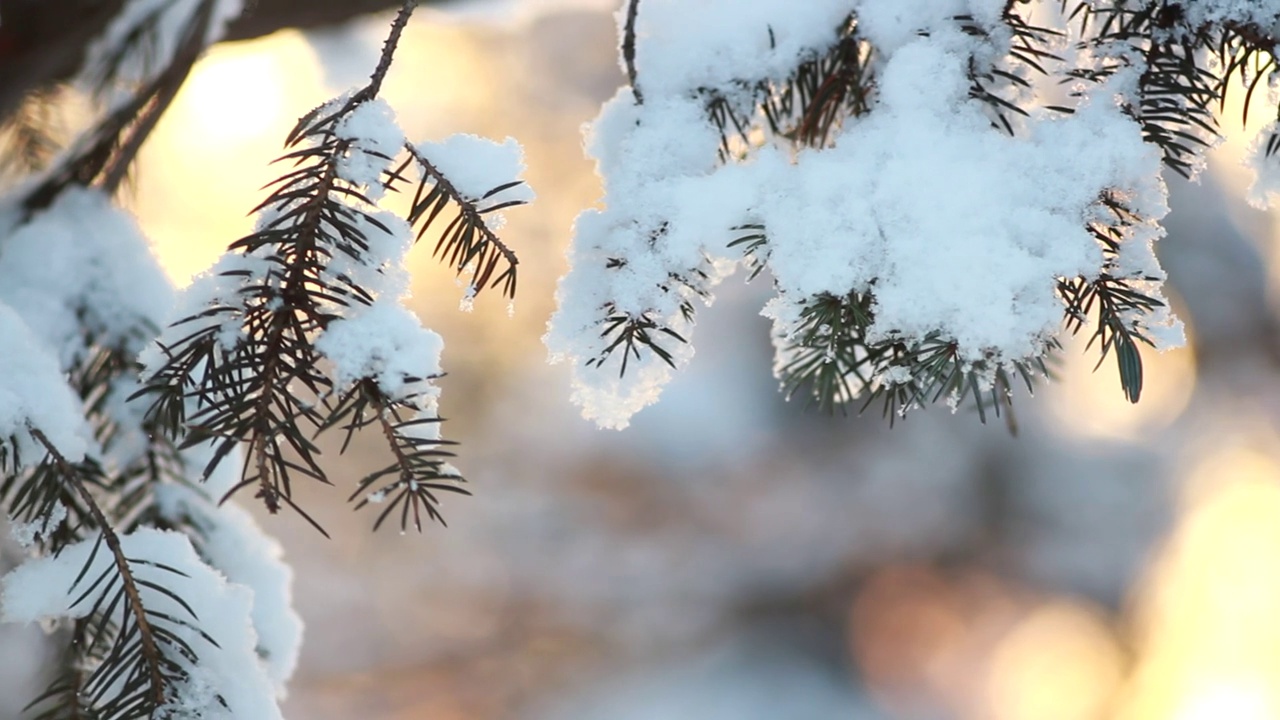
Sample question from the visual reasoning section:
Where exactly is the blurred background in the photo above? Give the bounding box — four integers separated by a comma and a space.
8, 1, 1280, 718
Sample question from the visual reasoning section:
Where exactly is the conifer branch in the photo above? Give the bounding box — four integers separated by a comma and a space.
29, 428, 167, 715
400, 143, 526, 299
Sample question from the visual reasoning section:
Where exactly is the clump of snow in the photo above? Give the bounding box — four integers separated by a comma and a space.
316, 300, 445, 401
1246, 122, 1280, 209
0, 303, 93, 462
0, 188, 176, 465
335, 97, 406, 202
628, 0, 853, 94
0, 528, 282, 719
154, 476, 302, 695
1178, 0, 1280, 31
856, 0, 1005, 54
413, 134, 536, 209
547, 1, 1182, 429
0, 188, 173, 368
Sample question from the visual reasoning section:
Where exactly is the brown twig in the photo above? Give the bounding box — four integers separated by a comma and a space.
29, 427, 167, 710
366, 1, 417, 99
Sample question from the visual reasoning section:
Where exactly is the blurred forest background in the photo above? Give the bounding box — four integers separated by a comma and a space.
6, 2, 1280, 719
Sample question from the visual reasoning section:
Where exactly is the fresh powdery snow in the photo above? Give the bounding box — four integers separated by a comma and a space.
316, 299, 446, 399
335, 97, 407, 201
546, 0, 1190, 429
153, 456, 304, 695
0, 529, 282, 720
1178, 0, 1280, 31
0, 189, 175, 467
0, 303, 95, 462
413, 134, 536, 210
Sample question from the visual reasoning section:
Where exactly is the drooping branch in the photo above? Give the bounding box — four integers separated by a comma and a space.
28, 427, 167, 710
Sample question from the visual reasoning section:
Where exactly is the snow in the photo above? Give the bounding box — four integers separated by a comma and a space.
316, 300, 445, 401
7, 502, 66, 549
334, 97, 406, 202
1179, 0, 1280, 30
0, 528, 282, 719
629, 0, 853, 95
413, 134, 536, 208
155, 478, 303, 695
547, 3, 1182, 429
856, 0, 1004, 54
0, 188, 173, 365
0, 303, 94, 463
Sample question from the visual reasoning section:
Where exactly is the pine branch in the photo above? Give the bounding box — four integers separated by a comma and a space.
28, 429, 171, 718
136, 1, 522, 532
333, 379, 467, 532
398, 144, 526, 300
961, 4, 1066, 133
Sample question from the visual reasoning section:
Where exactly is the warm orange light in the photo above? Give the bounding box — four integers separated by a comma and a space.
169, 43, 289, 144
1171, 682, 1276, 720
986, 602, 1123, 720
1044, 306, 1196, 441
1116, 445, 1280, 720
131, 31, 324, 285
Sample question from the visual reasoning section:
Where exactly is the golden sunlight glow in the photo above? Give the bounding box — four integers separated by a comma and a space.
129, 32, 324, 285
169, 44, 288, 143
1116, 446, 1280, 720
986, 602, 1123, 720
1171, 682, 1276, 720
1044, 309, 1196, 441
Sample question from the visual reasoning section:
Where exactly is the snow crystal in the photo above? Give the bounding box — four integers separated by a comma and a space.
0, 528, 282, 719
1246, 122, 1280, 209
7, 502, 67, 549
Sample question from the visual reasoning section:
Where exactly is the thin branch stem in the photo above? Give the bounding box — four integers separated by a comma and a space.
622, 0, 643, 103
367, 1, 417, 98
406, 141, 520, 275
29, 427, 166, 709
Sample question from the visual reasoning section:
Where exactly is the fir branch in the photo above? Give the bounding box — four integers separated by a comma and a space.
399, 144, 526, 299
961, 4, 1066, 133
1056, 191, 1165, 403
332, 379, 467, 532
28, 428, 168, 717
135, 1, 517, 532
587, 305, 687, 376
